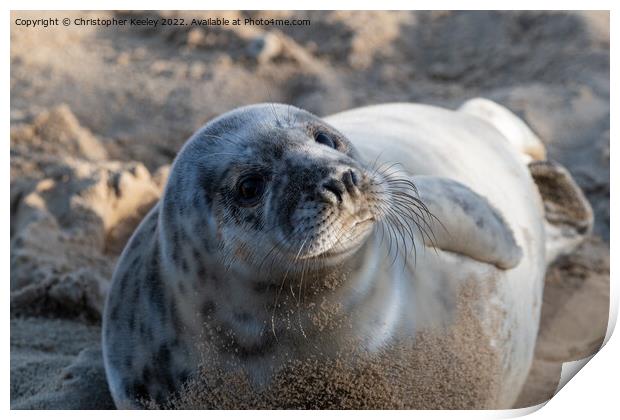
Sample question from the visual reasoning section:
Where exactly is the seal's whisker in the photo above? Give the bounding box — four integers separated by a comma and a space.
259, 225, 313, 274
388, 191, 442, 249
390, 197, 438, 252
368, 199, 391, 252
295, 247, 312, 340
229, 216, 304, 272
286, 104, 295, 128
384, 206, 417, 268
364, 167, 441, 267
249, 222, 300, 272
270, 233, 310, 340
382, 212, 401, 267
383, 212, 409, 267
387, 195, 436, 256
365, 151, 387, 180
388, 195, 430, 237
385, 179, 420, 196
329, 222, 359, 261
387, 188, 435, 222
371, 162, 404, 182
374, 169, 443, 250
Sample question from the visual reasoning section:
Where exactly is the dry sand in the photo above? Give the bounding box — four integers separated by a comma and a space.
10, 10, 609, 409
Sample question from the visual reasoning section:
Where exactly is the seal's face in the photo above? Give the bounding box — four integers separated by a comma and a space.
264, 121, 377, 262
165, 104, 387, 277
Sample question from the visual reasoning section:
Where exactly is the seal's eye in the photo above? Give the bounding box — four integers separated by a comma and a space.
237, 175, 265, 206
315, 132, 336, 149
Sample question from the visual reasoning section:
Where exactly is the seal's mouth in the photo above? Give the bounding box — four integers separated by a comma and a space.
297, 215, 376, 261
351, 217, 374, 229
314, 240, 367, 260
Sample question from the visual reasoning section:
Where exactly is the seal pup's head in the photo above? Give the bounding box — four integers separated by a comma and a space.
156, 103, 432, 360
159, 103, 396, 283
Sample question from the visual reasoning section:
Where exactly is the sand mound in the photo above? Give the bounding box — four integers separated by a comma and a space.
11, 104, 108, 161
11, 105, 169, 319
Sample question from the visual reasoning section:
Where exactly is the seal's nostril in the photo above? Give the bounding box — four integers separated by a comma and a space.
349, 169, 359, 186
342, 169, 359, 195
322, 179, 345, 203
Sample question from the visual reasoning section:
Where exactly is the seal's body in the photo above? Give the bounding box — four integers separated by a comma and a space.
102, 101, 592, 409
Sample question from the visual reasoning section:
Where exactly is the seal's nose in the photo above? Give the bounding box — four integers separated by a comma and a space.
318, 168, 360, 204
342, 169, 360, 196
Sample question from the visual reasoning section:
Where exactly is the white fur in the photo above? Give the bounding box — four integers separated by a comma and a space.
325, 101, 547, 408
459, 98, 546, 162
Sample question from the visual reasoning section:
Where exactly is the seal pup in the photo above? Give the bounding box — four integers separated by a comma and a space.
102, 100, 592, 409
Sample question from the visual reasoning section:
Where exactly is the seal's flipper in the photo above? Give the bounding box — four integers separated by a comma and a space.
528, 160, 593, 264
459, 97, 546, 162
409, 176, 522, 269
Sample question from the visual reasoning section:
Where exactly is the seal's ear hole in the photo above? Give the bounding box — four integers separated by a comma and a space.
529, 160, 594, 262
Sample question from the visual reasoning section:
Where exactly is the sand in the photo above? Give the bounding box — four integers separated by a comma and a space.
10, 10, 609, 409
